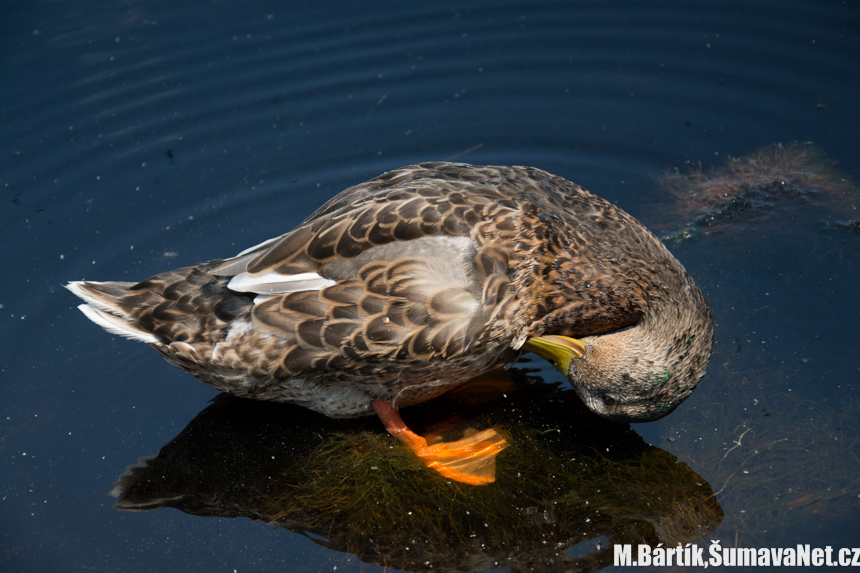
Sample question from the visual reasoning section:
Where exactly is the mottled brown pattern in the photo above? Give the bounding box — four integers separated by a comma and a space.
69, 162, 713, 421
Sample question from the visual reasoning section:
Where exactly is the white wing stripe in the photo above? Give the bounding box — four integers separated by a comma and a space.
227, 271, 335, 295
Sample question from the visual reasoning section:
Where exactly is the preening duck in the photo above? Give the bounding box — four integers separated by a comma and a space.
68, 162, 713, 485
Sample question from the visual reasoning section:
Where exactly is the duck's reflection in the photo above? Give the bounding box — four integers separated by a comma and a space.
112, 370, 722, 572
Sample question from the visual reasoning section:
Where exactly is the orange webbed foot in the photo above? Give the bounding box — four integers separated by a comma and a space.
372, 400, 508, 486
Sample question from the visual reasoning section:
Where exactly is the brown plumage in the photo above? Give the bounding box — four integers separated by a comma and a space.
68, 162, 713, 426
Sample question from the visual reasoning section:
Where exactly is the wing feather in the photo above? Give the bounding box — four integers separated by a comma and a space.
250, 249, 497, 378
209, 163, 523, 290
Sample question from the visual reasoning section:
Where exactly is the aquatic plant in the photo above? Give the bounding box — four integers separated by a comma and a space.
111, 371, 723, 572
657, 144, 856, 241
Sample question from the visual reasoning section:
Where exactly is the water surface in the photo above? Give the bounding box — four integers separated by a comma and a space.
2, 0, 859, 571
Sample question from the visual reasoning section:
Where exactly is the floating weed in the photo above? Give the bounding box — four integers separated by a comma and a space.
655, 143, 856, 240
839, 219, 860, 233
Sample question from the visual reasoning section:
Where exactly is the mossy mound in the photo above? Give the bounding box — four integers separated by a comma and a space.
113, 371, 722, 572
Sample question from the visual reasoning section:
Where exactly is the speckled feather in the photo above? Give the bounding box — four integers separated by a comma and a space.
68, 163, 713, 420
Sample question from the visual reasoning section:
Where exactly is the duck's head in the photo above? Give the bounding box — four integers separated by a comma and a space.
524, 307, 713, 423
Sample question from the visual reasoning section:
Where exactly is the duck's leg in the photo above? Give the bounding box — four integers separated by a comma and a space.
371, 400, 508, 485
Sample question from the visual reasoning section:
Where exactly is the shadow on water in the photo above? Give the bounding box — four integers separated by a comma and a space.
111, 370, 722, 572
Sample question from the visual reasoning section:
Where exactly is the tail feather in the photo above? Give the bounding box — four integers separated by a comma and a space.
66, 280, 134, 313
66, 281, 161, 344
76, 302, 160, 344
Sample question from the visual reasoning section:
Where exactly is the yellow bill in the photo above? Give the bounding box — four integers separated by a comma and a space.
522, 335, 587, 376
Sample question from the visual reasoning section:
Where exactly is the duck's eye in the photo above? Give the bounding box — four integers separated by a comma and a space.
602, 395, 616, 407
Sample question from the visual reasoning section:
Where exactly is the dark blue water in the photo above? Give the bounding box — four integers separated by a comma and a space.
3, 0, 859, 571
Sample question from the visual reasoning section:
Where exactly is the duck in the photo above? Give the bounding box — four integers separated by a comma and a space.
67, 162, 714, 485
